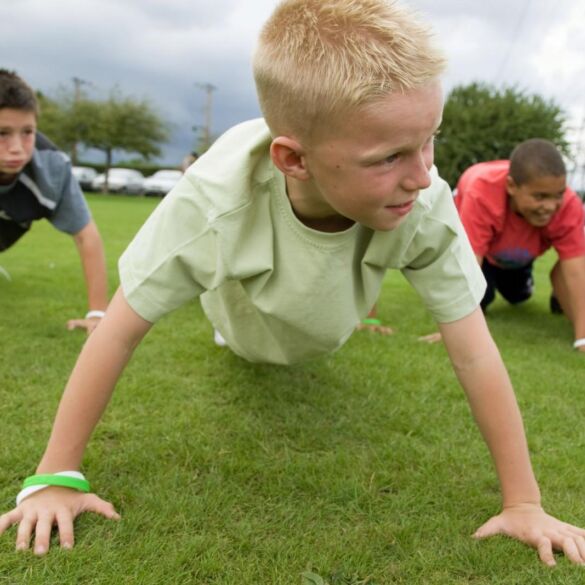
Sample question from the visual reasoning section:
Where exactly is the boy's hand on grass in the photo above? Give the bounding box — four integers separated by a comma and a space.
66, 316, 101, 334
473, 503, 585, 566
0, 487, 120, 555
356, 321, 394, 335
418, 331, 442, 344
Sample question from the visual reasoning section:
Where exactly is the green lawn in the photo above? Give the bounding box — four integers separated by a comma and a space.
0, 194, 584, 584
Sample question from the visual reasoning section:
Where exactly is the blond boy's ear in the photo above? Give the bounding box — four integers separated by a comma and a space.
270, 137, 310, 181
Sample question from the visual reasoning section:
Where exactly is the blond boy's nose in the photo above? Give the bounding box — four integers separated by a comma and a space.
403, 159, 431, 192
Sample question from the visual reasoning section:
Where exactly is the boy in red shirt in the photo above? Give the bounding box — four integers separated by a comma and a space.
455, 139, 585, 352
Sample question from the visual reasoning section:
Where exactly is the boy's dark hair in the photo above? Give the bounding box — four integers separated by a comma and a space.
0, 69, 38, 114
509, 138, 566, 185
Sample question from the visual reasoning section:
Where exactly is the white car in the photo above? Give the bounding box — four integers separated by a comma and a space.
71, 166, 98, 191
142, 169, 183, 197
91, 168, 145, 195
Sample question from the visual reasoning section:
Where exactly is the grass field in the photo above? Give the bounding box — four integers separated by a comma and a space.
0, 194, 584, 584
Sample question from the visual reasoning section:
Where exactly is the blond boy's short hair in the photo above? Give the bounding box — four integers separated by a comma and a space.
253, 0, 446, 142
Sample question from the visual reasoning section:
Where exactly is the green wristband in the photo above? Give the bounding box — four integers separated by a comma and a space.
23, 474, 91, 493
361, 318, 381, 326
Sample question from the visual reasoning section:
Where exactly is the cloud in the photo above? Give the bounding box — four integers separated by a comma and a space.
3, 0, 584, 165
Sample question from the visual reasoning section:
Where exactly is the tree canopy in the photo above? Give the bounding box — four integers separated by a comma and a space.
434, 82, 568, 188
36, 86, 169, 169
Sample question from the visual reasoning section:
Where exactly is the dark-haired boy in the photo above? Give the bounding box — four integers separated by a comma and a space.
455, 139, 585, 352
0, 69, 108, 332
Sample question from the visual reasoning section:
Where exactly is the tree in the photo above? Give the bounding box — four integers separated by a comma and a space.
36, 86, 169, 175
434, 83, 568, 188
86, 89, 169, 175
36, 88, 98, 163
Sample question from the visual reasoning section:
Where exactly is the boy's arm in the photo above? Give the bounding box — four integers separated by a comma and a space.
557, 256, 585, 350
439, 307, 585, 565
67, 220, 109, 334
356, 304, 394, 335
0, 288, 152, 554
418, 254, 484, 344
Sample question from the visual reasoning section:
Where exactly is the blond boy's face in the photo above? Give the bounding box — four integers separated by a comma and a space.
299, 81, 444, 231
0, 108, 36, 182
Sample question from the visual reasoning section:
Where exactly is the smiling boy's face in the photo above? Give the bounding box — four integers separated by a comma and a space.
0, 108, 36, 184
506, 174, 566, 227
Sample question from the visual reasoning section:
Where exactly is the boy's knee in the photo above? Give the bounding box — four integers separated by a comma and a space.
501, 279, 533, 305
507, 290, 532, 305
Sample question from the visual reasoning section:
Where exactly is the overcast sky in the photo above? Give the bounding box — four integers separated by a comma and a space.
3, 0, 585, 180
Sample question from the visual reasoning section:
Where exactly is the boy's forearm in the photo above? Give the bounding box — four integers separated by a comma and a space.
561, 258, 585, 340
73, 221, 108, 311
440, 310, 540, 507
37, 331, 131, 471
454, 352, 540, 506
37, 289, 152, 472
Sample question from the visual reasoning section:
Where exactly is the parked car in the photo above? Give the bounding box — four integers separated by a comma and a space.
91, 168, 145, 195
71, 166, 98, 191
142, 169, 183, 197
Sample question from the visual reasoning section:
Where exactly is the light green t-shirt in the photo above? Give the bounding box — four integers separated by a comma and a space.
119, 119, 485, 365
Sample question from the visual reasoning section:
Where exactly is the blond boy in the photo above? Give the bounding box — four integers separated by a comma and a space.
1, 0, 584, 565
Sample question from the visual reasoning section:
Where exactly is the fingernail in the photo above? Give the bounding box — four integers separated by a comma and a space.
62, 542, 73, 550
16, 543, 26, 551
34, 546, 46, 555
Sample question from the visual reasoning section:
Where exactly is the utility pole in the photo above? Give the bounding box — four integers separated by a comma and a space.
71, 76, 91, 164
195, 82, 216, 152
568, 114, 585, 197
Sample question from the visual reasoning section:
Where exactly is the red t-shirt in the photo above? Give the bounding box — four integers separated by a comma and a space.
455, 160, 585, 269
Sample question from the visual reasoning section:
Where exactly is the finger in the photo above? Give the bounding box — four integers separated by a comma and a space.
80, 494, 121, 520
56, 510, 75, 550
560, 537, 585, 565
32, 513, 55, 556
0, 509, 22, 534
561, 524, 585, 539
376, 325, 394, 335
85, 321, 100, 335
574, 536, 585, 562
536, 537, 556, 567
359, 324, 394, 335
66, 319, 86, 330
473, 516, 503, 539
15, 515, 36, 551
417, 332, 442, 344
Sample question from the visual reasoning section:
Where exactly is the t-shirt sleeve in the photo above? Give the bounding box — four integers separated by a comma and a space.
48, 154, 91, 234
119, 175, 226, 323
548, 192, 585, 260
401, 183, 486, 323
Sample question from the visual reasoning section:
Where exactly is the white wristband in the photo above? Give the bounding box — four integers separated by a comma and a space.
16, 471, 86, 506
573, 338, 585, 349
85, 310, 106, 320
